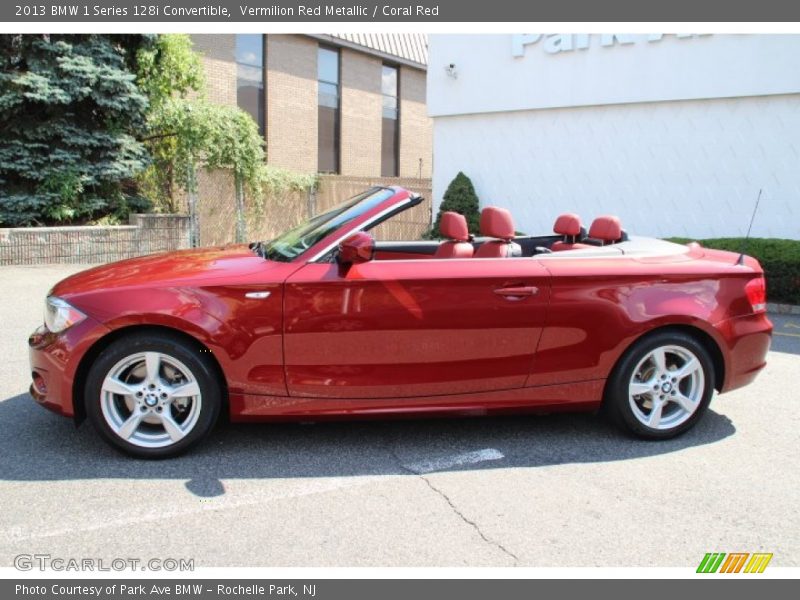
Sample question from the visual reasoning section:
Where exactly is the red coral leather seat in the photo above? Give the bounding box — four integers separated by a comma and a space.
550, 213, 590, 251
587, 215, 623, 245
474, 207, 520, 258
434, 212, 474, 258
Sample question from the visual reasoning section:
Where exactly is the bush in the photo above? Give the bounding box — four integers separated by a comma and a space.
666, 237, 800, 305
426, 171, 481, 239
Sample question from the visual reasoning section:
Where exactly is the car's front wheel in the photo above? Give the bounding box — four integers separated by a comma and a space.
85, 332, 221, 458
605, 331, 715, 439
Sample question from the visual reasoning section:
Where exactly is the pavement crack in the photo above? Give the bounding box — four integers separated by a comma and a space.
388, 444, 519, 565
417, 471, 520, 564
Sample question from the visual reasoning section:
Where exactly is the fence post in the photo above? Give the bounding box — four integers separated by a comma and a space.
235, 172, 247, 243
306, 184, 317, 219
187, 164, 199, 248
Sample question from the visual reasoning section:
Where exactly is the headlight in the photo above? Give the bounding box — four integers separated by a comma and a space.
44, 296, 87, 333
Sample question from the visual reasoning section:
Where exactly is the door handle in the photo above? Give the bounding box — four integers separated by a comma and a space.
494, 286, 539, 299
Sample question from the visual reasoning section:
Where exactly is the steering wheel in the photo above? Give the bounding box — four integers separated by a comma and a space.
535, 246, 553, 255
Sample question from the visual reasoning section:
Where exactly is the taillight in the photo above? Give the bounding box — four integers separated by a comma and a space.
745, 277, 767, 314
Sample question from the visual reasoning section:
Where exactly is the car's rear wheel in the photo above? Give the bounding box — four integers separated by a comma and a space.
604, 331, 715, 439
85, 332, 221, 458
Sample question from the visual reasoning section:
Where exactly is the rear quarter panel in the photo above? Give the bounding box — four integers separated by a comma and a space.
528, 249, 760, 388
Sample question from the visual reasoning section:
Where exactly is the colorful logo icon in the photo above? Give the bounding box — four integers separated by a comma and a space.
697, 552, 773, 573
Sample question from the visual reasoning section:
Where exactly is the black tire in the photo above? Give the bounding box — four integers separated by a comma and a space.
604, 330, 715, 440
84, 331, 221, 458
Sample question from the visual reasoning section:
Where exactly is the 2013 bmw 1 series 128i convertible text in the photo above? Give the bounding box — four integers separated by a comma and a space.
28, 187, 772, 457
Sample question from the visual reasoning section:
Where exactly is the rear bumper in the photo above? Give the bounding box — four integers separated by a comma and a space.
714, 312, 772, 393
28, 318, 109, 418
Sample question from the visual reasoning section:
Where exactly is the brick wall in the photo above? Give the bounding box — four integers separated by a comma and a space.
191, 34, 237, 107
190, 34, 432, 180
399, 67, 433, 179
266, 35, 319, 173
0, 215, 192, 265
340, 48, 383, 176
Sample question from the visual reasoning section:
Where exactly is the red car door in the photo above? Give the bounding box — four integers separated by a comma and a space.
283, 258, 551, 401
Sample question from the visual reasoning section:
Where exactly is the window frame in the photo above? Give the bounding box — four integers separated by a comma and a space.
317, 44, 342, 174
380, 62, 401, 178
235, 34, 266, 138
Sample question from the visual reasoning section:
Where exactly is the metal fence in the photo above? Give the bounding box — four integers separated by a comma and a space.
192, 171, 433, 247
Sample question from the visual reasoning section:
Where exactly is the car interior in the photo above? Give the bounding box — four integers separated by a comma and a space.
372, 207, 629, 260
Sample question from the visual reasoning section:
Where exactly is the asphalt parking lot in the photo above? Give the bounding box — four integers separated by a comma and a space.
0, 264, 798, 568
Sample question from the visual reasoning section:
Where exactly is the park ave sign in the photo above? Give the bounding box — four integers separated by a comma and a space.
511, 33, 711, 57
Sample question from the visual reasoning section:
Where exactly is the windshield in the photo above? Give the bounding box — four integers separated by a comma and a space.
259, 187, 396, 262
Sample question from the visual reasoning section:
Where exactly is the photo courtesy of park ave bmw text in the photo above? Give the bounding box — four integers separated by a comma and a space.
0, 0, 799, 594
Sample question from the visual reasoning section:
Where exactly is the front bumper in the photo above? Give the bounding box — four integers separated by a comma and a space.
28, 317, 109, 418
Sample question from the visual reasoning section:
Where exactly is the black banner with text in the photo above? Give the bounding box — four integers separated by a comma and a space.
4, 0, 800, 22
4, 579, 796, 600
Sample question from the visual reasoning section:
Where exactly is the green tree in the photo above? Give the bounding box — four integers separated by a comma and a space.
429, 171, 481, 238
0, 34, 152, 225
134, 34, 205, 212
1, 34, 315, 233
137, 35, 316, 229
151, 97, 316, 242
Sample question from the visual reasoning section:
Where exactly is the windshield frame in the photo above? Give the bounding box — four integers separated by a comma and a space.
260, 186, 420, 263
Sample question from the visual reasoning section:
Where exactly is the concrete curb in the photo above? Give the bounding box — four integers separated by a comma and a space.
767, 303, 800, 315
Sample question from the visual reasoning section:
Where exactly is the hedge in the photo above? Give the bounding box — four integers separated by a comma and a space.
666, 237, 800, 305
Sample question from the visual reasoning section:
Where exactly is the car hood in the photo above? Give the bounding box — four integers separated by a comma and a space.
51, 245, 276, 297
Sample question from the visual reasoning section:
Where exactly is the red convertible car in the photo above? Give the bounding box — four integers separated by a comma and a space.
29, 186, 772, 458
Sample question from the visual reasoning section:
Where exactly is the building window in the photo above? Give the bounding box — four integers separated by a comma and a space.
317, 46, 340, 173
236, 34, 265, 136
381, 64, 399, 177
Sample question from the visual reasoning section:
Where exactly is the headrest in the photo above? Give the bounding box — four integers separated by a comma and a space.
554, 213, 582, 237
439, 211, 469, 242
588, 215, 623, 242
480, 207, 515, 240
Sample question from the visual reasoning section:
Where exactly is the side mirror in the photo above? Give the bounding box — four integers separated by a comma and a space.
337, 232, 375, 267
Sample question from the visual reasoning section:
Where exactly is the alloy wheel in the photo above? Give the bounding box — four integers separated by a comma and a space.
100, 351, 202, 449
627, 344, 705, 430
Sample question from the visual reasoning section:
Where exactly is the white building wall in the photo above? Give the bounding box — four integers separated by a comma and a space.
433, 95, 800, 239
429, 34, 800, 239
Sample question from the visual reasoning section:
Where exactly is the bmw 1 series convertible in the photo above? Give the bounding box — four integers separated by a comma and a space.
29, 186, 772, 458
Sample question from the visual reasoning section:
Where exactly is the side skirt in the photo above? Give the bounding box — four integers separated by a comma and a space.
228, 379, 605, 422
